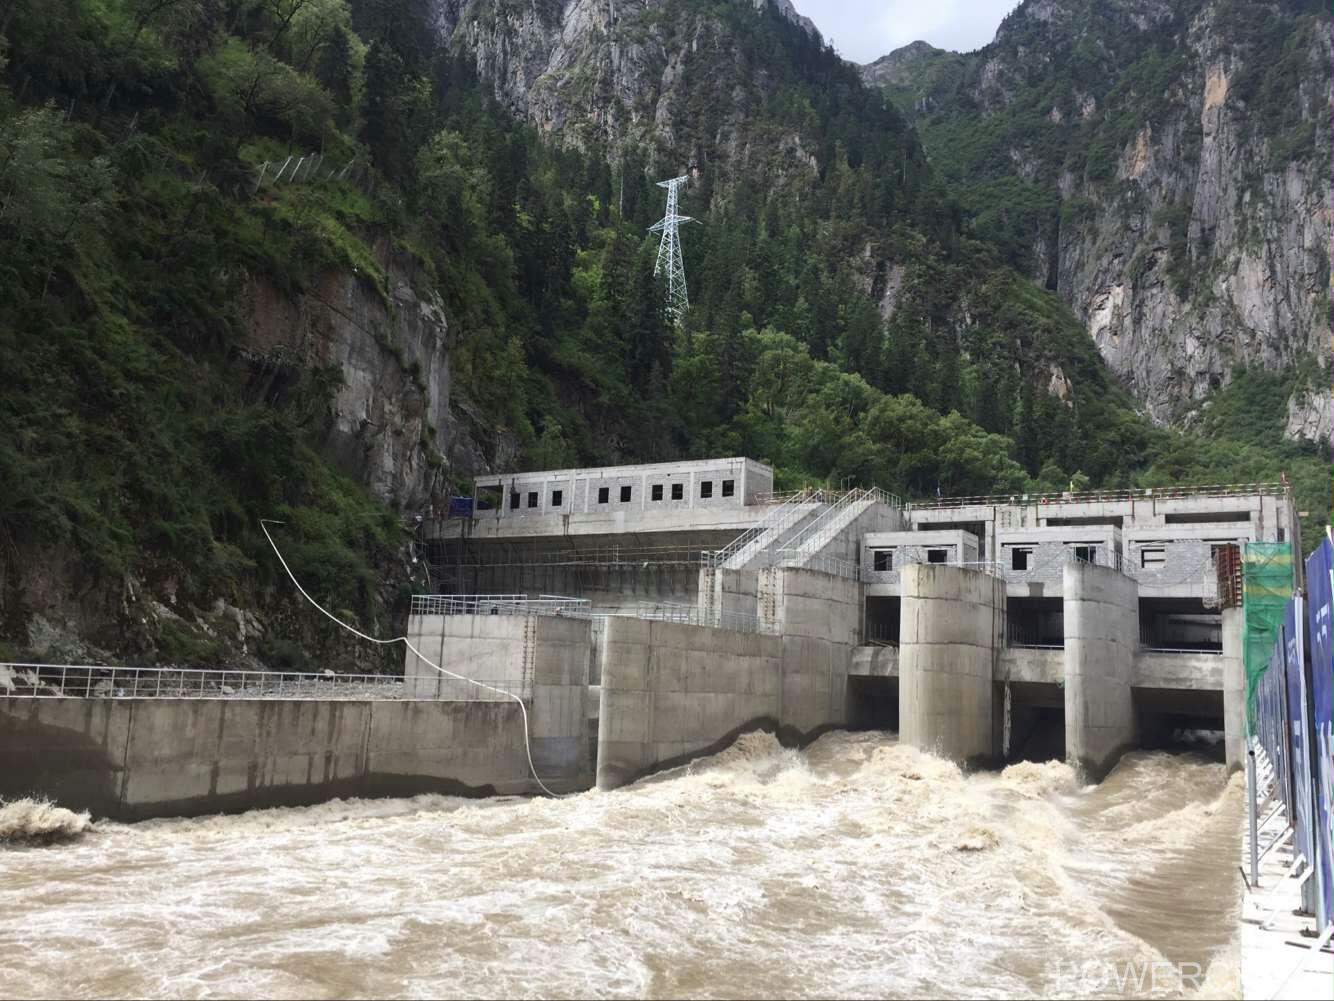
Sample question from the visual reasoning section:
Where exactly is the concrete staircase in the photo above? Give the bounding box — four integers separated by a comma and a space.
778, 487, 895, 574
711, 488, 828, 571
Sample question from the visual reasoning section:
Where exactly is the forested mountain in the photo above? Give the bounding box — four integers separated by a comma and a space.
0, 0, 1327, 667
863, 0, 1332, 439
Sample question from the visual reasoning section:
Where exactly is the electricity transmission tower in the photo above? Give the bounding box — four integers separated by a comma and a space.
648, 175, 693, 323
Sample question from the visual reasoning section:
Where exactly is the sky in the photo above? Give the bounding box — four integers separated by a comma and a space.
789, 0, 1022, 64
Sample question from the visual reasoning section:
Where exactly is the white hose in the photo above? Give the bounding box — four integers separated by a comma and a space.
259, 519, 563, 798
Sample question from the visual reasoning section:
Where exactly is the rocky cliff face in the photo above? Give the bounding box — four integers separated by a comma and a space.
241, 253, 496, 513
428, 0, 822, 163
863, 0, 1333, 442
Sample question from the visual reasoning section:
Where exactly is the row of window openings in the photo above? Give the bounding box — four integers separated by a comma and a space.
868, 542, 1228, 573
870, 545, 1099, 572
510, 479, 735, 509
871, 549, 950, 571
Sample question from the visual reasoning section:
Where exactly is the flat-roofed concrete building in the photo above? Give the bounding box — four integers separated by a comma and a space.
473, 457, 772, 521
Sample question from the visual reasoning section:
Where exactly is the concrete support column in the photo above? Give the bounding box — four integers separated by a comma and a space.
900, 565, 1005, 764
1063, 561, 1138, 778
1222, 605, 1246, 771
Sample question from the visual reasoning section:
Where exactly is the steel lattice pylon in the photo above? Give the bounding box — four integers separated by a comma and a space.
648, 174, 693, 323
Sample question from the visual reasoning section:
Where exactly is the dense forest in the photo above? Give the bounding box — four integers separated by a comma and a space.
0, 0, 1327, 663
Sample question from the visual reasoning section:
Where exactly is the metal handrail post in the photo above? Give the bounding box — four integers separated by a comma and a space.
1247, 745, 1260, 887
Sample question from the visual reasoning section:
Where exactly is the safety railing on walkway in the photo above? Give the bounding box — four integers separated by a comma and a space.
860, 558, 1002, 583
410, 594, 591, 617
778, 486, 895, 569
794, 553, 862, 579
0, 662, 526, 701
909, 482, 1284, 510
635, 601, 761, 634
707, 487, 825, 569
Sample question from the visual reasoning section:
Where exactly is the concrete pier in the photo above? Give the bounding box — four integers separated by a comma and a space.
595, 617, 783, 790
1221, 605, 1245, 770
406, 612, 592, 784
899, 565, 1005, 764
1063, 560, 1138, 777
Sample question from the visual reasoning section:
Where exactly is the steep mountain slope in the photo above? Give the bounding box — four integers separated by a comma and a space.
0, 0, 1326, 666
863, 0, 1333, 440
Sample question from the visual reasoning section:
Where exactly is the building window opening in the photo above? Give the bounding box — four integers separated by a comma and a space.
598, 487, 610, 504
1074, 545, 1097, 563
671, 483, 684, 500
510, 491, 520, 510
872, 549, 893, 572
722, 479, 735, 497
620, 485, 632, 502
651, 484, 663, 501
1011, 548, 1031, 571
927, 549, 948, 564
700, 480, 713, 499
551, 490, 563, 507
1140, 547, 1166, 569
526, 491, 538, 508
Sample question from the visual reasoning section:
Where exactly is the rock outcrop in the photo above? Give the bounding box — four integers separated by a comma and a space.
862, 0, 1333, 442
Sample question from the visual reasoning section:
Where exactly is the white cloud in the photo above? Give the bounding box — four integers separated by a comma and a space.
788, 0, 1022, 63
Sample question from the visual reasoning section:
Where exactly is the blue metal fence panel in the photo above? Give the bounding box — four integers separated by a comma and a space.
1305, 538, 1333, 931
1284, 599, 1315, 893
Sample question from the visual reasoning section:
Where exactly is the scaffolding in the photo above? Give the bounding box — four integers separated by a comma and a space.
1242, 542, 1295, 730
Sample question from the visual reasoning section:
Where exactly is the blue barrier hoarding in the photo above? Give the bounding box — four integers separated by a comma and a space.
1259, 642, 1289, 817
1283, 598, 1315, 899
1305, 538, 1333, 931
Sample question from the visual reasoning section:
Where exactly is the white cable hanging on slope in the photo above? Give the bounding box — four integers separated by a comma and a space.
259, 519, 563, 798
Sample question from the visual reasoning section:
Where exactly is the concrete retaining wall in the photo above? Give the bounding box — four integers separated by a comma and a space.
764, 567, 859, 734
1221, 605, 1245, 770
899, 565, 1005, 764
1064, 561, 1138, 777
0, 697, 540, 821
406, 613, 592, 785
697, 566, 759, 626
596, 617, 783, 789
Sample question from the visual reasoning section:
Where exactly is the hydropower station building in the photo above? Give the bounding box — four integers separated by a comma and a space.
414, 458, 1296, 790
0, 456, 1299, 818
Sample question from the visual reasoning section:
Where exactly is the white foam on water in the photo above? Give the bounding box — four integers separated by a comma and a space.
0, 733, 1242, 999
0, 797, 92, 845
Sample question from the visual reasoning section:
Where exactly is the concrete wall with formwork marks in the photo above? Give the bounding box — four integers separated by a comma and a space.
1221, 606, 1245, 770
760, 567, 860, 735
899, 564, 1006, 764
596, 617, 783, 789
0, 697, 540, 821
1063, 560, 1139, 778
405, 612, 592, 786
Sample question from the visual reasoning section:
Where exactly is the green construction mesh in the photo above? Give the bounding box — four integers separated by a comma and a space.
1242, 541, 1293, 731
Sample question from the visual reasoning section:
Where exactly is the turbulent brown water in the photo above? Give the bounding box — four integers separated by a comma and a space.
0, 732, 1242, 1000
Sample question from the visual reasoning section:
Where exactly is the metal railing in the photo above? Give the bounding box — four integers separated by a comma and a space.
1138, 619, 1222, 654
862, 621, 900, 648
779, 487, 893, 567
410, 594, 591, 617
861, 557, 1002, 583
1006, 620, 1064, 649
708, 487, 825, 569
794, 553, 862, 579
909, 482, 1284, 511
0, 662, 526, 701
636, 601, 761, 634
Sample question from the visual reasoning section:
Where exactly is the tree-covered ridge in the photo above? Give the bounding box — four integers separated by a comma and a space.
869, 0, 1332, 276
0, 0, 1327, 663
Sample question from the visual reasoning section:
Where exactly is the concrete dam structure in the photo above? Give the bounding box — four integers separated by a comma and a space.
0, 456, 1296, 816
419, 458, 1295, 788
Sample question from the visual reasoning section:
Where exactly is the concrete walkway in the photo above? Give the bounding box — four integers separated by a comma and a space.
1239, 836, 1333, 999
